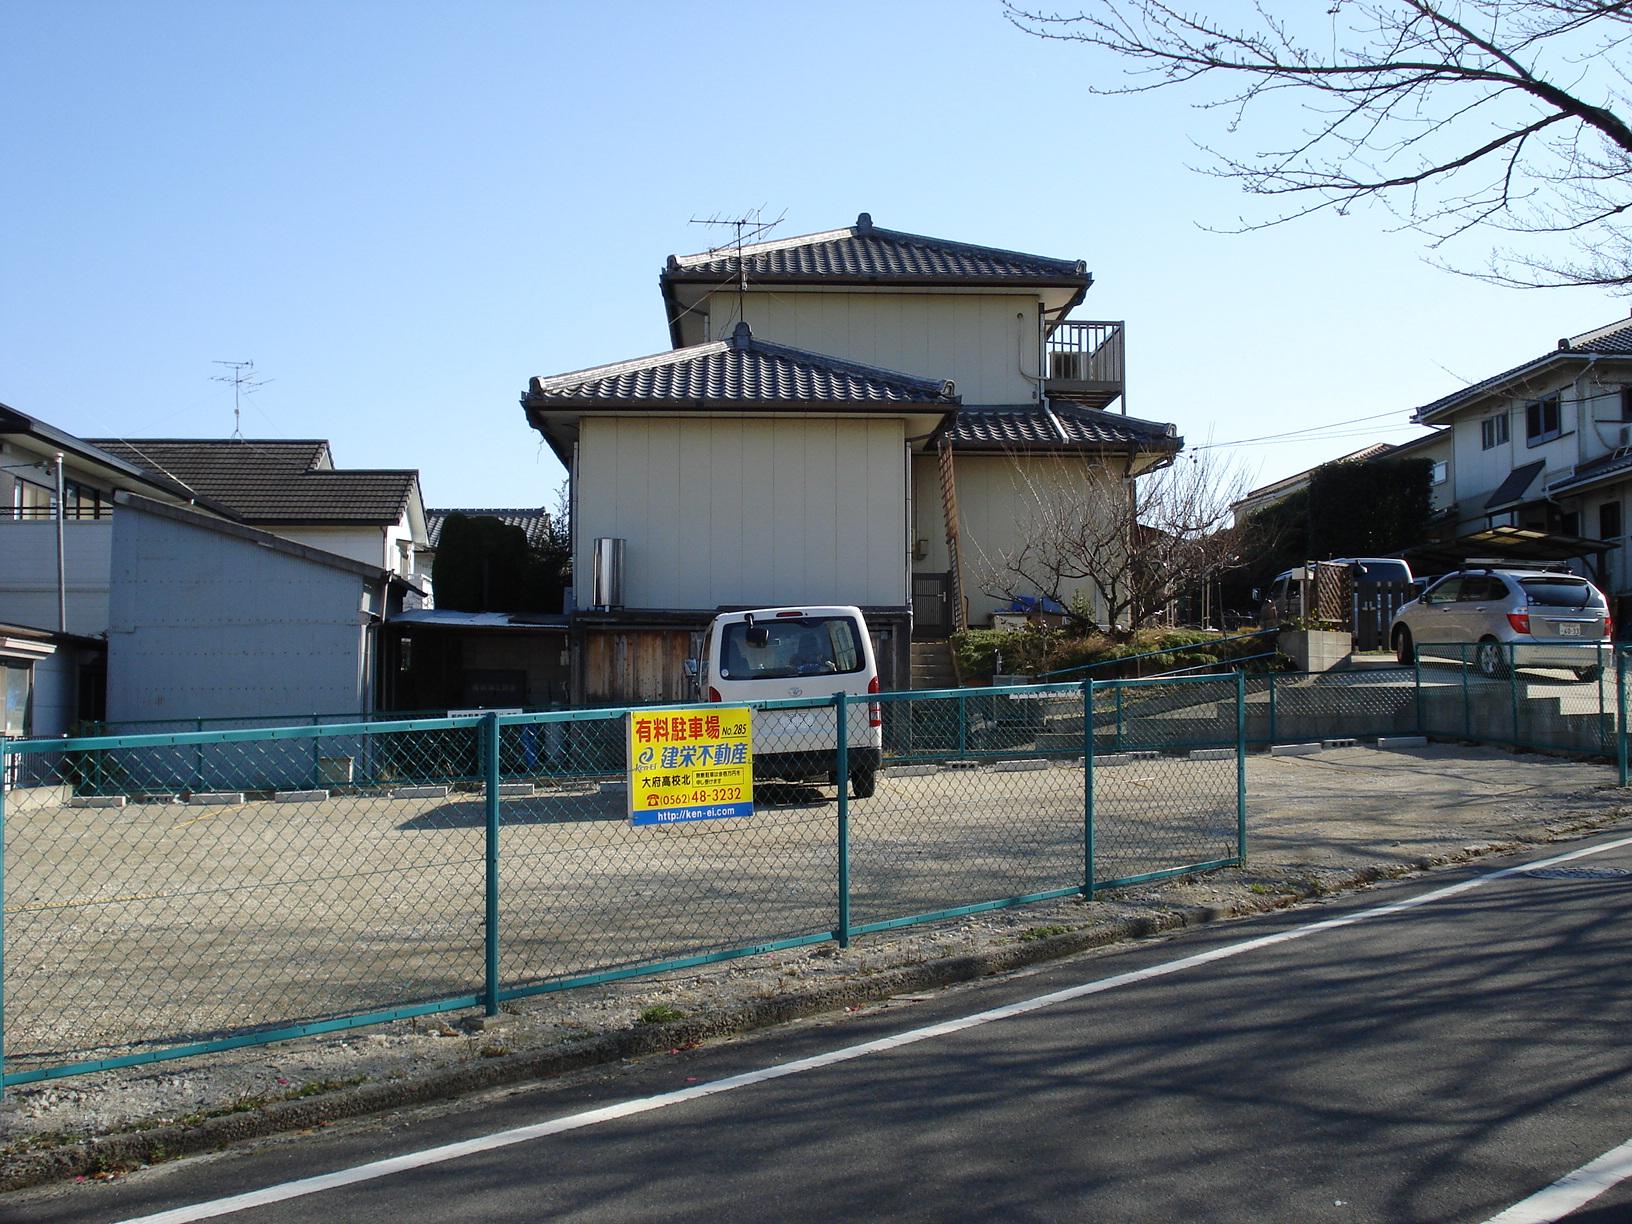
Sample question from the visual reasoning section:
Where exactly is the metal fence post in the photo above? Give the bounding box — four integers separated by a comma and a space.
483, 711, 501, 1017
1413, 647, 1423, 735
1114, 685, 1124, 754
1235, 669, 1247, 864
1508, 644, 1520, 748
1599, 642, 1608, 756
1, 738, 7, 1096
1082, 679, 1095, 899
1619, 649, 1628, 788
1462, 645, 1471, 742
835, 692, 851, 947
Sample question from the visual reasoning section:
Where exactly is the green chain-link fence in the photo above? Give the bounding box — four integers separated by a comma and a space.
0, 678, 1246, 1089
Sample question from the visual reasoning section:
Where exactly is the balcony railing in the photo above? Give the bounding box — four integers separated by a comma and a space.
1045, 320, 1125, 412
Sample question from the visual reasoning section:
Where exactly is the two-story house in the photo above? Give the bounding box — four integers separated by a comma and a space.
1412, 314, 1632, 616
522, 213, 1182, 704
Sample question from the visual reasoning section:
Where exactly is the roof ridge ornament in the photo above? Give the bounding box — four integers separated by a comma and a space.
856, 212, 873, 233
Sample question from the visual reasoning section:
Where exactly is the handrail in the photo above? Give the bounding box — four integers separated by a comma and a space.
1037, 627, 1282, 680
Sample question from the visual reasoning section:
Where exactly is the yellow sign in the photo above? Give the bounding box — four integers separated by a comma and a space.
627, 707, 753, 825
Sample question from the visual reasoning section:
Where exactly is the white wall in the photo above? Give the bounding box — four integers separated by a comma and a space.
0, 521, 113, 636
575, 416, 908, 610
274, 524, 390, 571
107, 505, 374, 721
715, 291, 1042, 407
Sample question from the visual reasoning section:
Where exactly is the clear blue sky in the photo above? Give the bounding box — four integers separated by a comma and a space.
4, 1, 1624, 509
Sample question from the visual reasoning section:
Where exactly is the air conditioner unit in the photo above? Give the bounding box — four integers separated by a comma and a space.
1049, 350, 1088, 381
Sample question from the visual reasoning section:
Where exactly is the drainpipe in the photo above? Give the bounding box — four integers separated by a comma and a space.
54, 452, 66, 633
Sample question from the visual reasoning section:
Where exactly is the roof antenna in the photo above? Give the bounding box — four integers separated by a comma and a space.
688, 207, 786, 329
211, 360, 271, 439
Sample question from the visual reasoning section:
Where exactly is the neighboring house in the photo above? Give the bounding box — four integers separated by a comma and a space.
1411, 314, 1632, 609
1229, 432, 1454, 534
0, 407, 434, 739
90, 439, 430, 591
523, 213, 1182, 703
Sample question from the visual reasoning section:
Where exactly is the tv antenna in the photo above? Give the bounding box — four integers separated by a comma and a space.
688, 207, 786, 323
210, 360, 272, 439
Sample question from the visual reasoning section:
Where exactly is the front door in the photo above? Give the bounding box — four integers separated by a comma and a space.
912, 571, 951, 639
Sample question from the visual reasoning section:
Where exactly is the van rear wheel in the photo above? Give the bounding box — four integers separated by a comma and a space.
850, 766, 876, 799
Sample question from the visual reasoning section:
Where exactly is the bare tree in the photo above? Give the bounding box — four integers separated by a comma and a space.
1004, 1, 1632, 288
972, 451, 1248, 632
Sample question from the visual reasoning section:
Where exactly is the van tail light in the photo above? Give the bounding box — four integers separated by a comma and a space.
1507, 611, 1531, 635
1606, 614, 1614, 638
707, 686, 722, 703
867, 675, 882, 728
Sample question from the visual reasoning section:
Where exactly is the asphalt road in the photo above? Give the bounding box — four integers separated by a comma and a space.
10, 832, 1632, 1224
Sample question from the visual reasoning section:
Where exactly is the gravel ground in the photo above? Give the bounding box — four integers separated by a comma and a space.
0, 741, 1626, 1189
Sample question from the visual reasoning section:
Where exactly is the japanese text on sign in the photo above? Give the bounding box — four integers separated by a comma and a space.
627, 706, 753, 826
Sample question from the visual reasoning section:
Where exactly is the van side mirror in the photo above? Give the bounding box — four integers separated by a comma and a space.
683, 659, 698, 679
746, 625, 770, 647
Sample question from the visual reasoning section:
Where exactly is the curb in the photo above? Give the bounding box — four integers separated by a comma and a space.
2, 809, 1623, 1192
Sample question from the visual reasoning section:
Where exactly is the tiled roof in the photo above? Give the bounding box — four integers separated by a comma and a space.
1416, 315, 1632, 421
525, 322, 959, 408
90, 439, 418, 525
426, 508, 551, 549
663, 213, 1089, 287
943, 403, 1180, 452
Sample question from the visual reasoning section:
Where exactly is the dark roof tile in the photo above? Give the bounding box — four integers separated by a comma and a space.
426, 508, 551, 549
664, 213, 1088, 286
944, 403, 1180, 452
526, 323, 958, 408
89, 439, 418, 524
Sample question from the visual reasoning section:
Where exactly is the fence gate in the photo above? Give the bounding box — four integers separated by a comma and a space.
1354, 579, 1414, 652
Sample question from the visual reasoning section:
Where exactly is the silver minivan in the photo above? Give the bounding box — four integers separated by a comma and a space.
1389, 568, 1611, 678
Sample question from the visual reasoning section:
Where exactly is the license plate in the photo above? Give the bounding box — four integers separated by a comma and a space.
1559, 622, 1583, 637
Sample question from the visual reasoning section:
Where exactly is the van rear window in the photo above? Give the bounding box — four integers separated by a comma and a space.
719, 617, 863, 680
1520, 578, 1604, 609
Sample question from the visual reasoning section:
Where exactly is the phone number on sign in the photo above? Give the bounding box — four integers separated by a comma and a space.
648, 787, 744, 805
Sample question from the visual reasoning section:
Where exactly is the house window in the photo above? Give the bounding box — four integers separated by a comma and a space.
1561, 510, 1580, 537
1600, 501, 1623, 540
1525, 395, 1561, 444
1430, 459, 1448, 486
1481, 415, 1509, 449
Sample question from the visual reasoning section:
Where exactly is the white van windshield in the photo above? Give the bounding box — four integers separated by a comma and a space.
720, 616, 863, 680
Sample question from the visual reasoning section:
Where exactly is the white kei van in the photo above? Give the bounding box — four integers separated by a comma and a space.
693, 606, 883, 798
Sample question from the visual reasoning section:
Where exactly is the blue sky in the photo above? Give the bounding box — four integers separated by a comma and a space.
4, 1, 1624, 509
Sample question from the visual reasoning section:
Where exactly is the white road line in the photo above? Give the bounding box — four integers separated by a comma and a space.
1484, 1138, 1632, 1223
118, 834, 1632, 1224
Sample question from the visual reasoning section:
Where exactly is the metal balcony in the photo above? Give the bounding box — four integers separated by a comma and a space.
1045, 320, 1125, 411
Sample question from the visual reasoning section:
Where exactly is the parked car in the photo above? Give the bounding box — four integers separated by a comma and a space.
1256, 557, 1414, 625
1388, 568, 1611, 679
690, 605, 883, 797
